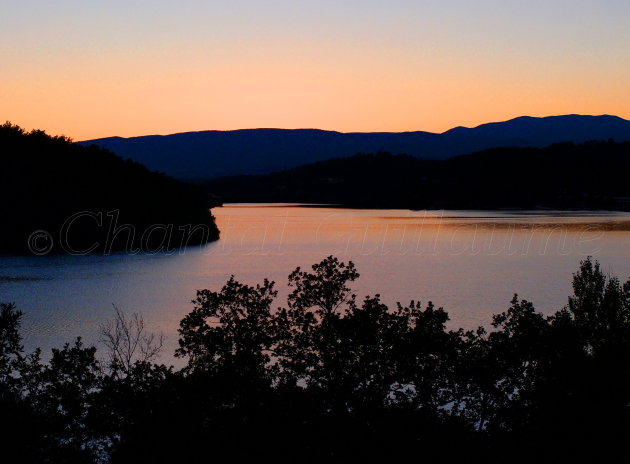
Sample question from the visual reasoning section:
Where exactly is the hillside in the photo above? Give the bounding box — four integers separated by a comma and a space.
0, 123, 219, 254
80, 115, 630, 179
201, 141, 630, 210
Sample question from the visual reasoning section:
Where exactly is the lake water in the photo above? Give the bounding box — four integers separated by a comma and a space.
3, 204, 630, 364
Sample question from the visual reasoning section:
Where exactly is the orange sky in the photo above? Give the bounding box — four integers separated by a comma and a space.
2, 1, 629, 140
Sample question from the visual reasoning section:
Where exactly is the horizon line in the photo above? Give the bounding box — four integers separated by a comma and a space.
77, 113, 627, 142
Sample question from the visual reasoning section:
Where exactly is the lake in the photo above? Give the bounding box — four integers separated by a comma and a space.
3, 204, 630, 364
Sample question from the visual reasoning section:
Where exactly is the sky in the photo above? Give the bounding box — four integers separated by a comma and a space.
1, 0, 629, 140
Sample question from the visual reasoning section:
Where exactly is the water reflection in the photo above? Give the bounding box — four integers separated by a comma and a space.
2, 204, 630, 364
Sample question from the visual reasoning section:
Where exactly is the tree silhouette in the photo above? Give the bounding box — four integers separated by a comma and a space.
2, 256, 630, 461
0, 122, 219, 254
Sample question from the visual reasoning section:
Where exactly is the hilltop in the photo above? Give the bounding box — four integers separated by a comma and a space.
0, 123, 219, 254
201, 140, 630, 210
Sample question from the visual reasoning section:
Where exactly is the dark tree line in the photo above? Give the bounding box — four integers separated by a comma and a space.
2, 256, 630, 462
0, 122, 219, 254
201, 140, 630, 210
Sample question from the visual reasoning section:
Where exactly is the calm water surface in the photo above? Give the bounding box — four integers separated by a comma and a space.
2, 204, 630, 363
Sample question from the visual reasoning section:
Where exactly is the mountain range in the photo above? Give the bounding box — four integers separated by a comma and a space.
79, 115, 630, 179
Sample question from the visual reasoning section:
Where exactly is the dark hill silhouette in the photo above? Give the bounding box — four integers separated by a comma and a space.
80, 115, 630, 179
201, 140, 630, 210
0, 123, 219, 254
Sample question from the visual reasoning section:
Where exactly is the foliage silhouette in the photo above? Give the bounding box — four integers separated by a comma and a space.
0, 122, 219, 254
2, 256, 630, 461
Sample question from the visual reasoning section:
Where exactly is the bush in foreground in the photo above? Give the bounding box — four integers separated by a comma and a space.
1, 256, 630, 462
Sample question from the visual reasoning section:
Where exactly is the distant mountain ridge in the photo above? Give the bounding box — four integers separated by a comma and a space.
79, 115, 630, 179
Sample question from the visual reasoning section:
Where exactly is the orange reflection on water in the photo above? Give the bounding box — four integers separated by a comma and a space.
212, 204, 621, 258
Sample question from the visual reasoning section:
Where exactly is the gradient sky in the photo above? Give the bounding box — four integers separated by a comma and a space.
2, 0, 629, 140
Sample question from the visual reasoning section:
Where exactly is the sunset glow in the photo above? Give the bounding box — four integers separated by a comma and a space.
2, 0, 629, 140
